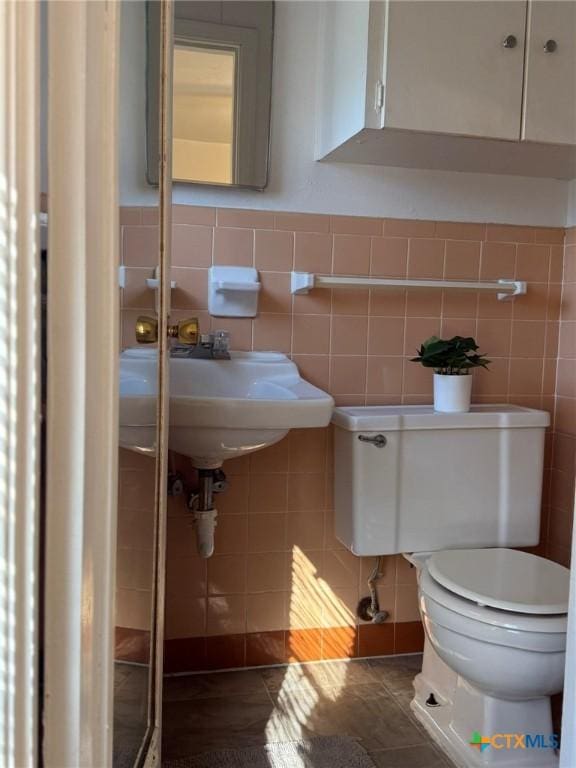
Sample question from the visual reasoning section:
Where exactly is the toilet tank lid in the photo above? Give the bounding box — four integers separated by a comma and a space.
428, 549, 570, 615
331, 404, 550, 431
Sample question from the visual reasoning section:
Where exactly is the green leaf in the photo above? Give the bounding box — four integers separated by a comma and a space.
410, 334, 491, 372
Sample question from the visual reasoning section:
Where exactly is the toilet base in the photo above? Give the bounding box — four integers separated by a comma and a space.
411, 642, 559, 767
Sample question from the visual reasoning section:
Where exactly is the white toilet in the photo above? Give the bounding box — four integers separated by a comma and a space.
332, 405, 570, 768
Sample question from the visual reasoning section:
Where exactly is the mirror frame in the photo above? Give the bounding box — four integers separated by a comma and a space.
146, 1, 274, 190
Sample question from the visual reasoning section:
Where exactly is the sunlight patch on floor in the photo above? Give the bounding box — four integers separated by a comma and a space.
264, 547, 357, 743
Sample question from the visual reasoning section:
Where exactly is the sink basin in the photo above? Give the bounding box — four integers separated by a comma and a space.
119, 349, 334, 467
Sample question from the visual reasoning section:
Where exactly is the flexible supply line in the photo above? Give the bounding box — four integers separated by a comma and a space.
357, 556, 389, 624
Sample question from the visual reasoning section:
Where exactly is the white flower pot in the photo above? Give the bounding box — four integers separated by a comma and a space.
433, 373, 472, 413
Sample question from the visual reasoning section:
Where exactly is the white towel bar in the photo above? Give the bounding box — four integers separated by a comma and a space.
290, 272, 526, 301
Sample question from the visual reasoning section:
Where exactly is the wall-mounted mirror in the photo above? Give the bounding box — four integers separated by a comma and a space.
147, 1, 273, 189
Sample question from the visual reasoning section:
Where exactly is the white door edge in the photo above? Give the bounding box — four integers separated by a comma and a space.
43, 1, 120, 766
560, 491, 576, 766
0, 1, 41, 765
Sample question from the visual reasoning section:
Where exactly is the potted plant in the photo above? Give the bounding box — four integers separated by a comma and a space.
411, 335, 490, 413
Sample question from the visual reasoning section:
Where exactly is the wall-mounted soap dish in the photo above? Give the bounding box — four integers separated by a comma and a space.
208, 266, 261, 317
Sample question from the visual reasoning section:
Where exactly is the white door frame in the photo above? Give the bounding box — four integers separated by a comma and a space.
43, 1, 120, 766
144, 1, 174, 764
0, 1, 40, 765
560, 492, 576, 766
2, 2, 574, 767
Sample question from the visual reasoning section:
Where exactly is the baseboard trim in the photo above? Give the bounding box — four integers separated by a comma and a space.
163, 621, 424, 674
115, 626, 151, 664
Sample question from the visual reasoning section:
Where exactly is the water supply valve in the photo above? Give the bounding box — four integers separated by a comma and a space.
212, 468, 228, 493
167, 472, 185, 496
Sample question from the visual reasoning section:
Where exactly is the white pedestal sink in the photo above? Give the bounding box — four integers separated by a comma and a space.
119, 348, 334, 468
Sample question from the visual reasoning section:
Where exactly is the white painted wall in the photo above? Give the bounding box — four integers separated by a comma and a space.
120, 0, 571, 226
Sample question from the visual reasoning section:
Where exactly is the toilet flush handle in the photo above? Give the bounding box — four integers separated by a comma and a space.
358, 434, 387, 448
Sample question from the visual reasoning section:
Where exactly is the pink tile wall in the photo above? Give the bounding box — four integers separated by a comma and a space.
545, 228, 576, 567
120, 207, 563, 411
118, 206, 566, 648
116, 448, 156, 633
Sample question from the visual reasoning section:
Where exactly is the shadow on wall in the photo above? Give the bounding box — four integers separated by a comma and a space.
115, 427, 428, 675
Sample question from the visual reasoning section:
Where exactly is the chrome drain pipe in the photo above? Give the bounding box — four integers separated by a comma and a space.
187, 469, 227, 558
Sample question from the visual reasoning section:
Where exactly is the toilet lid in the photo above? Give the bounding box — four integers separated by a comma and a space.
428, 549, 570, 614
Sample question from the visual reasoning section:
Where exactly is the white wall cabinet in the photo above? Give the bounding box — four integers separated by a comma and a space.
522, 1, 576, 145
382, 2, 527, 141
316, 0, 576, 178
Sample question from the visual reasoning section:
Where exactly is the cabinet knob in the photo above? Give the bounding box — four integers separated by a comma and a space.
502, 34, 518, 49
543, 39, 558, 53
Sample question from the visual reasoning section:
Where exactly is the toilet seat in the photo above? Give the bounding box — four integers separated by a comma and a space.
420, 567, 567, 640
427, 548, 570, 614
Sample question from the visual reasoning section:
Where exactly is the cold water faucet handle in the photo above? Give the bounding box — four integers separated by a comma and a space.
168, 317, 199, 345
212, 330, 230, 359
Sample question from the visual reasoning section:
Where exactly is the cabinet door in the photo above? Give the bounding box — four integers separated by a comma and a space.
382, 1, 527, 140
522, 1, 576, 145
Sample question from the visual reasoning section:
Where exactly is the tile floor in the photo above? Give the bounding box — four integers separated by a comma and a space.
162, 654, 455, 767
114, 662, 150, 767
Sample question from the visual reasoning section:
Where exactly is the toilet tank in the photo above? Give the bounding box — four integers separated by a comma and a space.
332, 405, 550, 556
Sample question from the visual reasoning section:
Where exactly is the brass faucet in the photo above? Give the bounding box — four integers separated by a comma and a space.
135, 315, 199, 345
172, 331, 231, 360
135, 316, 230, 359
